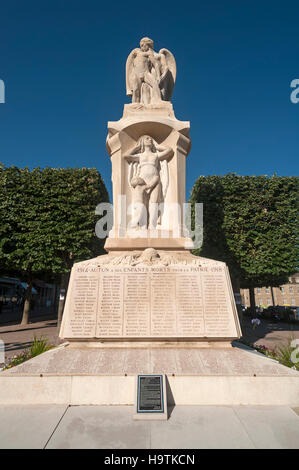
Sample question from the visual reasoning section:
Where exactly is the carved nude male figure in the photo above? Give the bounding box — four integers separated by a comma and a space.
125, 135, 173, 228
127, 37, 161, 104
126, 38, 176, 105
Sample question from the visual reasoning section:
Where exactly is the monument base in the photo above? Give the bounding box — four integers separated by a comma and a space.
65, 340, 234, 349
104, 237, 194, 252
1, 343, 298, 406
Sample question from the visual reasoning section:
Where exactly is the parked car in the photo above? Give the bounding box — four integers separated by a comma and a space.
260, 305, 297, 322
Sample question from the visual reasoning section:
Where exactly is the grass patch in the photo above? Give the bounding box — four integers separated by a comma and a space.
2, 336, 54, 371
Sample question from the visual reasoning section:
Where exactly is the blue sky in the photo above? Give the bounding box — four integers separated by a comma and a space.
0, 0, 298, 200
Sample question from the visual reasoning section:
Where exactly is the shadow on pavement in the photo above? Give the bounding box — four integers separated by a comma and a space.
240, 316, 299, 348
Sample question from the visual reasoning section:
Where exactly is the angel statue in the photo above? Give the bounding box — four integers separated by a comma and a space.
126, 37, 176, 105
124, 135, 173, 229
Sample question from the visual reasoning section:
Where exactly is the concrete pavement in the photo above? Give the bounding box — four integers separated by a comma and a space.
0, 405, 299, 449
0, 318, 62, 363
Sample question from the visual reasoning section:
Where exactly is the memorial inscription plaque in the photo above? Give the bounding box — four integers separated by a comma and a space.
134, 374, 168, 420
137, 375, 163, 412
60, 258, 241, 341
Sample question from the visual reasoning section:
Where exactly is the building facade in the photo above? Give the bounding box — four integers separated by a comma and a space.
0, 276, 58, 323
240, 273, 299, 308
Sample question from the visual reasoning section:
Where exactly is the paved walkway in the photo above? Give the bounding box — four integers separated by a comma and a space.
0, 318, 62, 363
240, 316, 299, 350
0, 405, 298, 449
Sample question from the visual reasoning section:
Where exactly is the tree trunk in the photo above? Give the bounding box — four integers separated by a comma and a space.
249, 286, 256, 315
21, 274, 33, 325
57, 272, 69, 332
270, 287, 275, 306
52, 283, 59, 317
231, 277, 243, 322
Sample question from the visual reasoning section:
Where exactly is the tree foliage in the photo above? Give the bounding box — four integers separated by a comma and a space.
190, 174, 298, 288
0, 166, 109, 276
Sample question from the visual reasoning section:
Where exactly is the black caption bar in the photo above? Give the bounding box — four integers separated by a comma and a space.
102, 450, 200, 466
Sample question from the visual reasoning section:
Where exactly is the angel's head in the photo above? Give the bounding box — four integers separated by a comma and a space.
136, 135, 156, 153
140, 37, 154, 52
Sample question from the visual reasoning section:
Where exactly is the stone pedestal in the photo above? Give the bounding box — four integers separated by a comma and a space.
59, 249, 241, 343
2, 343, 299, 406
105, 103, 193, 251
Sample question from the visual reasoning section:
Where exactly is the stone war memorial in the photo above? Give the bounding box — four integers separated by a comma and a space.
1, 38, 298, 408
60, 36, 241, 345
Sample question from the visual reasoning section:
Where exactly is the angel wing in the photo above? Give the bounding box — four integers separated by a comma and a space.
158, 48, 177, 101
126, 48, 139, 97
160, 159, 169, 199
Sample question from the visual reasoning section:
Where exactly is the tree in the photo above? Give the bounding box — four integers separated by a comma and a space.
190, 174, 299, 310
0, 166, 109, 324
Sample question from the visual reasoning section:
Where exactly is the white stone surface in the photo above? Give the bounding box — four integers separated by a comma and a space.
0, 405, 67, 449
0, 376, 72, 405
59, 250, 241, 342
233, 406, 299, 449
4, 344, 298, 377
27, 405, 299, 449
1, 345, 298, 406
47, 405, 151, 449
1, 404, 298, 449
150, 406, 255, 449
167, 376, 299, 406
71, 376, 135, 405
105, 103, 191, 248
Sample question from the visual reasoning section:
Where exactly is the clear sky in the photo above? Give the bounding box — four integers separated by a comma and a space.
0, 0, 298, 200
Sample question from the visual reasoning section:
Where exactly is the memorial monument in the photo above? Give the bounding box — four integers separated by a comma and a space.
59, 37, 242, 345
2, 39, 298, 409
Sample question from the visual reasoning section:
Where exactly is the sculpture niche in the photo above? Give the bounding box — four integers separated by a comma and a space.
126, 37, 176, 105
125, 135, 173, 230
